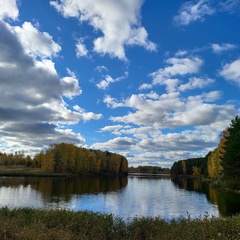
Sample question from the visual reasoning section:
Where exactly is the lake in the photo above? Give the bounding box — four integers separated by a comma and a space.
0, 174, 240, 221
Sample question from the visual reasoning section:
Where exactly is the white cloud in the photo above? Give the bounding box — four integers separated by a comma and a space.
179, 77, 214, 91
14, 22, 61, 59
91, 137, 138, 151
220, 59, 240, 86
76, 38, 88, 57
0, 0, 19, 20
202, 91, 222, 102
139, 83, 153, 91
99, 124, 124, 136
50, 0, 156, 60
174, 0, 215, 26
101, 124, 162, 140
61, 76, 82, 99
211, 43, 237, 54
103, 95, 125, 108
73, 106, 103, 122
164, 57, 203, 75
97, 74, 126, 90
61, 68, 82, 99
150, 56, 203, 92
107, 91, 236, 129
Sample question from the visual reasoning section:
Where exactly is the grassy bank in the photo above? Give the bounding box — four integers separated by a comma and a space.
0, 165, 72, 177
0, 208, 239, 240
0, 165, 128, 177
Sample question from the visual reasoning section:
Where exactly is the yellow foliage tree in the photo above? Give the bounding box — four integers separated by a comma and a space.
207, 134, 225, 179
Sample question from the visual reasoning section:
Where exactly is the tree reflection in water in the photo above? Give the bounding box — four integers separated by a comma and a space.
171, 177, 240, 217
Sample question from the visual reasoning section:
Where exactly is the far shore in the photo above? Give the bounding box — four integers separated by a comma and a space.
0, 165, 128, 177
128, 172, 171, 177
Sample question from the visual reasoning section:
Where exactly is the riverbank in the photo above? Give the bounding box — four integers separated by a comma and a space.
0, 207, 239, 240
0, 165, 127, 177
0, 165, 72, 177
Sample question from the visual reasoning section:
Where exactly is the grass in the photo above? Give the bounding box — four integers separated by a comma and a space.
0, 165, 73, 177
0, 165, 43, 175
0, 208, 240, 240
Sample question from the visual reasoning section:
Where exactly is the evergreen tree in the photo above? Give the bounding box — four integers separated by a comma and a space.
221, 116, 240, 179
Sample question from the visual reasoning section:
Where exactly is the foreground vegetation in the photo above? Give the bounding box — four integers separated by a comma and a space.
0, 207, 239, 240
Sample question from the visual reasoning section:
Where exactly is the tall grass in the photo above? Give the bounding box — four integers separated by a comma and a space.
0, 207, 239, 239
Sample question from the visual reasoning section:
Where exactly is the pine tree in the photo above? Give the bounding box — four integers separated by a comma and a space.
221, 116, 240, 179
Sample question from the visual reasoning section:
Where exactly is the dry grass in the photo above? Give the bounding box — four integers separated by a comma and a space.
0, 208, 240, 240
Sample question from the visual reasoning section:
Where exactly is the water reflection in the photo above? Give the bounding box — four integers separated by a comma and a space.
171, 177, 240, 217
0, 175, 239, 221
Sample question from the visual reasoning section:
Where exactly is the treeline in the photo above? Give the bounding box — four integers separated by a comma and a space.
171, 116, 240, 186
0, 151, 37, 167
170, 156, 209, 177
128, 165, 170, 174
0, 143, 128, 175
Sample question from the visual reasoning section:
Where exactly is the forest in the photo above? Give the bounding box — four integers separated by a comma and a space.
171, 116, 240, 189
0, 143, 128, 175
128, 165, 170, 174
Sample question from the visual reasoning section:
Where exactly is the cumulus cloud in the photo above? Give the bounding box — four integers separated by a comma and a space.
50, 0, 156, 60
148, 56, 203, 92
219, 59, 240, 86
0, 19, 101, 152
0, 0, 19, 20
174, 0, 215, 26
14, 22, 61, 59
105, 91, 236, 130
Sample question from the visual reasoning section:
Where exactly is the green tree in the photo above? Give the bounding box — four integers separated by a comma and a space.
221, 116, 240, 179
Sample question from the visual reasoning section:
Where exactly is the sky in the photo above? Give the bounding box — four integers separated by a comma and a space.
0, 0, 240, 168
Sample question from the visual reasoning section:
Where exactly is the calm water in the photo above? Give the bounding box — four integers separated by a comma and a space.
0, 175, 240, 221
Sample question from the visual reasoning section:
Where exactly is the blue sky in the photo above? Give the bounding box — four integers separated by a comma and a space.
0, 0, 240, 168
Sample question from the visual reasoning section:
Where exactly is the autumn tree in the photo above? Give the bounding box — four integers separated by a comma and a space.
207, 135, 224, 179
38, 143, 128, 175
